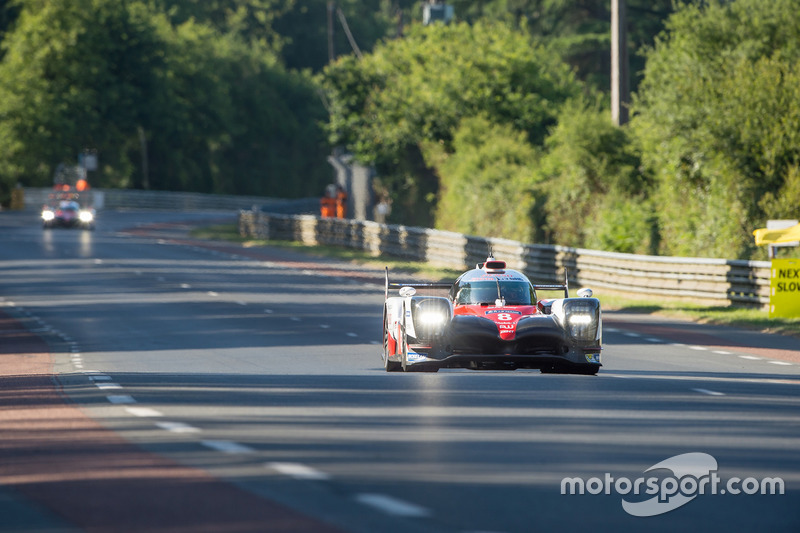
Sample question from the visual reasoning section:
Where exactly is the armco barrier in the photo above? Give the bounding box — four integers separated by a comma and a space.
238, 210, 771, 307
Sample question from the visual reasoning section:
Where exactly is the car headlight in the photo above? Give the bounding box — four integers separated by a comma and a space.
42, 210, 55, 221
411, 297, 452, 341
419, 311, 448, 325
79, 210, 94, 223
564, 299, 600, 342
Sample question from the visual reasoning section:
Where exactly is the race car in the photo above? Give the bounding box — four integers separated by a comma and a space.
382, 257, 602, 374
42, 200, 95, 230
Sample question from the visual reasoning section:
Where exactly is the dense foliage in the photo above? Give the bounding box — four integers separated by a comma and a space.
632, 0, 800, 258
321, 21, 581, 227
1, 0, 798, 260
0, 0, 329, 198
321, 0, 800, 259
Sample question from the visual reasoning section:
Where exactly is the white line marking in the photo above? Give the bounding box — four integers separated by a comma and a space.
156, 422, 201, 434
125, 407, 164, 418
692, 388, 725, 396
605, 328, 619, 333
670, 343, 687, 348
623, 332, 640, 338
688, 346, 708, 351
320, 324, 331, 329
739, 355, 761, 360
207, 291, 218, 297
95, 382, 123, 390
264, 309, 273, 313
268, 462, 330, 481
236, 301, 247, 306
107, 395, 136, 404
89, 375, 112, 381
180, 283, 191, 289
290, 317, 301, 322
355, 493, 430, 517
645, 338, 662, 343
201, 440, 254, 454
712, 350, 732, 355
347, 332, 358, 337
769, 361, 793, 366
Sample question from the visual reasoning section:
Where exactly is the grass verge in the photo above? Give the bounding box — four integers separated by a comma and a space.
192, 223, 800, 338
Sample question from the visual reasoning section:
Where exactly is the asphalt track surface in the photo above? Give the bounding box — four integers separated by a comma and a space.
0, 209, 798, 533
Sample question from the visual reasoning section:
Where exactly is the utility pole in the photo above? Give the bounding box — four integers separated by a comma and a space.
327, 1, 336, 63
611, 0, 629, 126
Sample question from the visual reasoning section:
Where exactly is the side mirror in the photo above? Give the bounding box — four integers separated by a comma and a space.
577, 288, 593, 298
399, 286, 417, 297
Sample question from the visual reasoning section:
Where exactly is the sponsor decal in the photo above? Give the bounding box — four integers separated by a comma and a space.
470, 273, 519, 282
485, 310, 522, 316
561, 453, 784, 517
406, 351, 428, 361
585, 353, 601, 364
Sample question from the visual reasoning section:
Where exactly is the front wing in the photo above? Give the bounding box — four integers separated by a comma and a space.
398, 318, 601, 373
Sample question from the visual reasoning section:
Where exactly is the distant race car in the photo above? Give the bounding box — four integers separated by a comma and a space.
42, 201, 95, 230
382, 257, 602, 374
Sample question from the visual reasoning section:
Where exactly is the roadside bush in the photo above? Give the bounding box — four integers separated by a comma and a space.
632, 0, 800, 258
426, 116, 538, 243
537, 100, 646, 248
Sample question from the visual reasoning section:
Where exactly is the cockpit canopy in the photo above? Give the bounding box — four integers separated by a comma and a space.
450, 279, 536, 306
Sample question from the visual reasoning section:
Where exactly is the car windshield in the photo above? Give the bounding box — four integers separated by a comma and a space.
454, 280, 534, 305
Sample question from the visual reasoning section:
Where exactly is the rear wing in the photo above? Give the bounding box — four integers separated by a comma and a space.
532, 269, 570, 299
384, 267, 452, 300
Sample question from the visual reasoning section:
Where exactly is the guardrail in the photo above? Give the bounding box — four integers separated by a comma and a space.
239, 211, 771, 307
24, 187, 318, 214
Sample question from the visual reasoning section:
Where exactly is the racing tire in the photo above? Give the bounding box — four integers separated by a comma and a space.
383, 308, 402, 372
396, 306, 438, 373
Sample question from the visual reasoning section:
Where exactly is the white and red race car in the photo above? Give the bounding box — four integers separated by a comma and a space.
382, 257, 602, 374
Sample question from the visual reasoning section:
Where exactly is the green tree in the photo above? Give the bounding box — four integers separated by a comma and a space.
273, 0, 414, 72
632, 0, 800, 258
0, 0, 329, 197
320, 20, 581, 226
537, 99, 650, 251
446, 0, 675, 94
424, 115, 538, 242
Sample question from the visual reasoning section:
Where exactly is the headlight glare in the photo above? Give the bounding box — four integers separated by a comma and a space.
568, 314, 592, 325
42, 210, 55, 221
419, 311, 447, 325
79, 210, 94, 223
564, 299, 599, 342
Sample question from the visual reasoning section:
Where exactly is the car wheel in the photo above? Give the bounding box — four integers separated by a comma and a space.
383, 310, 402, 373
400, 324, 410, 372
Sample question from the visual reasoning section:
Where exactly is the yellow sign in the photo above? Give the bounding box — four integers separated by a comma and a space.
754, 223, 800, 246
770, 259, 800, 318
